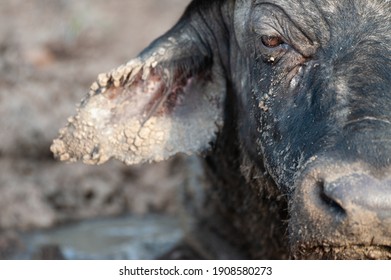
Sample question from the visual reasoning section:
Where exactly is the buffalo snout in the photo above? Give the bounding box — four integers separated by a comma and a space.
290, 159, 391, 259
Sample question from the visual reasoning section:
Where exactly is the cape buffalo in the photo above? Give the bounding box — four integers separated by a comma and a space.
51, 0, 391, 259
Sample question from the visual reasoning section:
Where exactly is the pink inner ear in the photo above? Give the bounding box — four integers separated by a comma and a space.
100, 67, 193, 125
51, 56, 225, 166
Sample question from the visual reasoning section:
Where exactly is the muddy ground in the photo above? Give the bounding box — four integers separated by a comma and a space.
0, 0, 195, 259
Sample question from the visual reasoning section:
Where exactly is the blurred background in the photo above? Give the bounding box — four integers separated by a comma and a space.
0, 0, 195, 259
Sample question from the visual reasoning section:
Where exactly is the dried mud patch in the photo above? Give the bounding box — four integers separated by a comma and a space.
0, 0, 191, 259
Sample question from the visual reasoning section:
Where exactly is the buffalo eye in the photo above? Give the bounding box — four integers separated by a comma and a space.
261, 35, 284, 48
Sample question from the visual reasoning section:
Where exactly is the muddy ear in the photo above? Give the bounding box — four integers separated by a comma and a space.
51, 24, 225, 165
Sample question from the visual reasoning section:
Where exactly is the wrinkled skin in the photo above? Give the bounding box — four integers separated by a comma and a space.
52, 0, 391, 259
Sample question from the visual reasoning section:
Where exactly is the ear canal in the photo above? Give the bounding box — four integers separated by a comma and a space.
51, 23, 226, 166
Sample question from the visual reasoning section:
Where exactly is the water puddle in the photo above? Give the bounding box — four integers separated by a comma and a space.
14, 214, 183, 259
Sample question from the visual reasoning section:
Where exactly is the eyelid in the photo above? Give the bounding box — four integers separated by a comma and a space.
251, 4, 317, 57
252, 6, 289, 41
253, 21, 292, 49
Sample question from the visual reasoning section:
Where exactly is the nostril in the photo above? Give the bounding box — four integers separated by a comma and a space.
317, 180, 347, 218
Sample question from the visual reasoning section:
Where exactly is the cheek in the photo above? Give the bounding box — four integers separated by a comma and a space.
248, 57, 312, 187
255, 88, 309, 189
258, 116, 305, 190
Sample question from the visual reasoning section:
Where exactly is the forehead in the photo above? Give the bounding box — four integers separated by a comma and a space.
252, 0, 391, 22
253, 0, 390, 11
250, 0, 391, 43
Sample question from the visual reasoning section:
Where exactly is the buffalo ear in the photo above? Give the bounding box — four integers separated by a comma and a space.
51, 24, 226, 165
